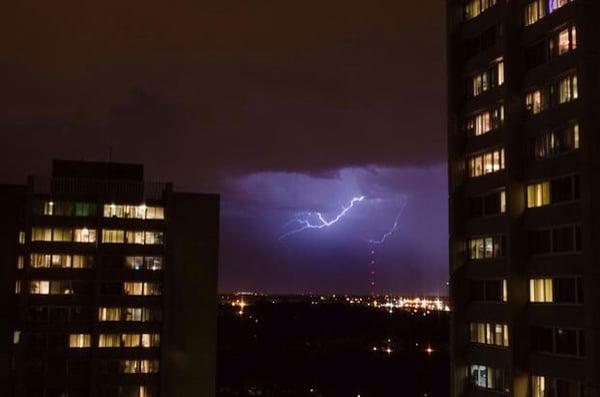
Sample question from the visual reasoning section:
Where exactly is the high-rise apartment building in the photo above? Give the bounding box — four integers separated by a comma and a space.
448, 0, 600, 396
0, 160, 219, 397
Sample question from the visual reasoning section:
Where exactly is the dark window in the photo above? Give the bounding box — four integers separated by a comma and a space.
48, 307, 69, 322
553, 227, 575, 252
67, 359, 91, 377
103, 256, 122, 270
101, 283, 121, 295
465, 25, 499, 59
46, 334, 67, 347
29, 307, 48, 322
530, 229, 551, 254
486, 280, 503, 301
470, 280, 505, 302
71, 281, 92, 295
531, 327, 584, 357
525, 41, 547, 69
531, 326, 553, 352
71, 307, 94, 322
98, 360, 121, 375
29, 334, 46, 348
45, 360, 68, 378
530, 226, 581, 255
551, 176, 578, 203
555, 380, 584, 397
484, 191, 502, 215
469, 196, 484, 218
554, 278, 580, 303
468, 190, 504, 219
470, 281, 485, 301
555, 328, 579, 355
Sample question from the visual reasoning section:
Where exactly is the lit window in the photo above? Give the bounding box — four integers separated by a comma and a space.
30, 280, 50, 295
98, 334, 120, 348
147, 256, 163, 270
125, 256, 144, 270
69, 334, 91, 348
146, 206, 165, 220
470, 322, 509, 347
140, 360, 160, 374
526, 90, 544, 114
44, 201, 55, 215
29, 254, 92, 269
72, 255, 93, 268
470, 60, 504, 98
30, 280, 74, 295
139, 386, 152, 397
15, 281, 21, 294
121, 360, 138, 373
555, 26, 577, 55
125, 307, 143, 321
123, 282, 161, 296
143, 282, 161, 296
124, 256, 163, 270
466, 105, 504, 136
531, 123, 579, 160
527, 182, 550, 208
102, 229, 125, 243
465, 0, 498, 21
121, 360, 160, 374
530, 279, 553, 302
122, 334, 141, 347
470, 365, 508, 392
74, 228, 96, 243
497, 61, 504, 85
30, 254, 51, 268
53, 228, 73, 242
74, 202, 96, 217
17, 256, 24, 269
99, 307, 121, 321
122, 231, 164, 245
125, 231, 145, 244
141, 333, 160, 347
103, 204, 165, 220
548, 0, 573, 13
144, 231, 164, 245
467, 148, 505, 178
13, 330, 21, 345
123, 282, 144, 296
31, 228, 52, 242
468, 236, 505, 260
524, 0, 545, 26
41, 201, 96, 216
559, 74, 578, 104
532, 376, 546, 397
18, 231, 26, 244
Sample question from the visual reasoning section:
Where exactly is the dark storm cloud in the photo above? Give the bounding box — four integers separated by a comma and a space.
1, 0, 445, 185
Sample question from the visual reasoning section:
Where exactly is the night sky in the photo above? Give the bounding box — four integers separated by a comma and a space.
1, 1, 447, 295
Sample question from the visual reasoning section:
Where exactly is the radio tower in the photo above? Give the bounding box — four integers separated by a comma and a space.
369, 248, 377, 296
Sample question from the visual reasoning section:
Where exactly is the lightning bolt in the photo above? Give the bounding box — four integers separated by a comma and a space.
279, 196, 365, 240
368, 197, 408, 245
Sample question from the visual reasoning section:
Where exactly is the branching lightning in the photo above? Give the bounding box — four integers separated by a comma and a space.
279, 196, 365, 240
368, 197, 408, 245
367, 196, 408, 294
